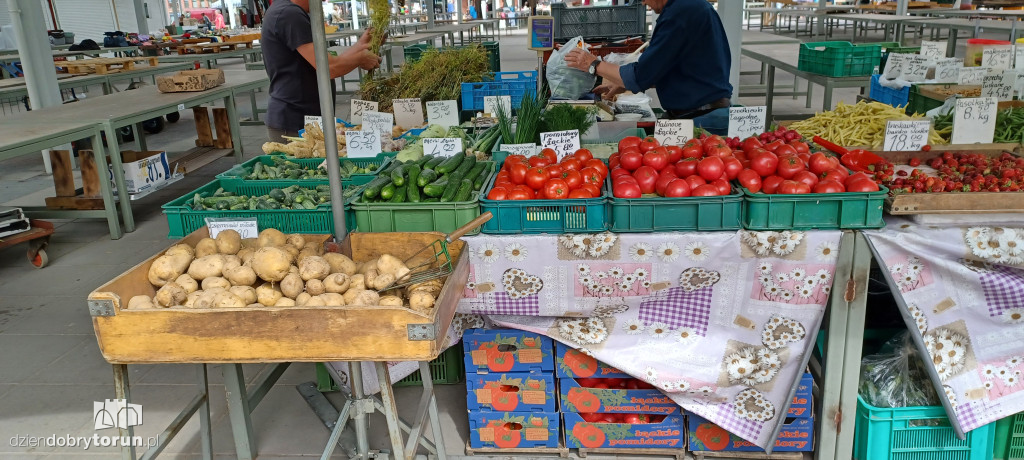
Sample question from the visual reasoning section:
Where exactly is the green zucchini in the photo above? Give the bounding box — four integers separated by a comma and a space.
391, 185, 407, 203
423, 177, 449, 197
380, 182, 397, 201
434, 152, 464, 174
362, 176, 391, 200
406, 165, 422, 202
390, 164, 406, 187
453, 178, 473, 202
417, 169, 439, 187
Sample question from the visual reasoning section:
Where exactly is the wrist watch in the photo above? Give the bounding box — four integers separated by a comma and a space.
587, 57, 602, 76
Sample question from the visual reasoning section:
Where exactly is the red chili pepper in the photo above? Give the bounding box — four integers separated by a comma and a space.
840, 149, 887, 173
812, 136, 849, 155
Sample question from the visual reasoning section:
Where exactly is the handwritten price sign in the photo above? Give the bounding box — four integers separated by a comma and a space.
883, 53, 908, 79
901, 56, 929, 82
422, 138, 463, 157
539, 129, 581, 159
919, 41, 946, 61
392, 98, 424, 129
483, 95, 512, 118
654, 119, 693, 146
361, 111, 394, 137
983, 46, 1014, 70
344, 130, 382, 158
952, 97, 997, 144
350, 100, 378, 124
982, 71, 1015, 101
728, 106, 767, 139
935, 58, 961, 84
501, 143, 538, 156
426, 100, 459, 128
883, 120, 931, 151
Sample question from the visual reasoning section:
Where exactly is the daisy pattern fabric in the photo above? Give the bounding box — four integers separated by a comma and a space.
457, 230, 844, 449
866, 219, 1024, 434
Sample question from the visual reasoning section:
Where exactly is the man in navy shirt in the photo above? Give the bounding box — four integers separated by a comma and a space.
565, 0, 733, 134
262, 0, 383, 139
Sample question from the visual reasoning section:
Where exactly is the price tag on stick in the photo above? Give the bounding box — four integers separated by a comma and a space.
344, 130, 382, 158
501, 143, 538, 156
392, 98, 424, 129
361, 111, 394, 137
919, 41, 946, 60
350, 99, 378, 124
426, 100, 459, 128
728, 106, 767, 139
883, 120, 931, 151
982, 71, 1015, 101
422, 138, 464, 157
935, 58, 961, 84
654, 119, 693, 146
983, 46, 1014, 70
539, 129, 581, 159
952, 97, 997, 144
483, 95, 512, 118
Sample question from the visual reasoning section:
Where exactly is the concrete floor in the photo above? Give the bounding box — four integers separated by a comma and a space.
0, 20, 987, 460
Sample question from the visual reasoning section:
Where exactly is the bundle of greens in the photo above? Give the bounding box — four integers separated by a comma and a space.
495, 90, 546, 145
366, 0, 390, 75
359, 46, 490, 112
541, 103, 597, 135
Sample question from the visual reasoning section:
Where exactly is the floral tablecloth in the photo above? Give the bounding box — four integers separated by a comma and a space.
452, 230, 845, 450
866, 219, 1024, 436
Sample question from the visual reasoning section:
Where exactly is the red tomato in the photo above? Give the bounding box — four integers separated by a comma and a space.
611, 167, 632, 179
665, 145, 683, 163
774, 144, 798, 157
568, 189, 592, 198
496, 170, 510, 180
540, 148, 558, 164
684, 174, 707, 191
625, 379, 640, 390
793, 170, 819, 189
675, 158, 699, 177
581, 413, 604, 423
820, 168, 849, 182
561, 169, 583, 189
808, 152, 839, 175
723, 157, 743, 180
624, 414, 650, 424
505, 154, 526, 165
573, 149, 594, 163
613, 174, 637, 185
681, 139, 703, 159
525, 167, 548, 190
580, 183, 602, 198
585, 159, 608, 178
776, 155, 805, 179
528, 155, 551, 168
580, 167, 604, 187
639, 136, 660, 153
508, 187, 533, 200
544, 178, 570, 199
618, 136, 642, 153
703, 140, 731, 158
691, 184, 720, 196
697, 157, 725, 181
643, 149, 670, 172
845, 177, 880, 192
547, 164, 563, 178
613, 181, 642, 198
560, 158, 582, 171
814, 179, 845, 193
711, 178, 731, 195
741, 137, 764, 154
778, 180, 811, 194
846, 172, 873, 185
608, 156, 620, 170
509, 162, 528, 185
737, 169, 762, 193
620, 150, 643, 171
633, 166, 659, 194
487, 186, 509, 200
763, 139, 784, 152
750, 151, 779, 177
762, 175, 785, 194
494, 178, 513, 189
655, 171, 679, 196
789, 140, 810, 154
664, 178, 691, 197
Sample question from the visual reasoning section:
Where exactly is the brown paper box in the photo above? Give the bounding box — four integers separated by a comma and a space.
524, 427, 549, 441
522, 390, 546, 405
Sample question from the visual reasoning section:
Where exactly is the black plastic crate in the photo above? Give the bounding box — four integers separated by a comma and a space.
551, 3, 648, 42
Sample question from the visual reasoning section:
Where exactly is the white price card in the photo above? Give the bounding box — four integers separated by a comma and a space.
883, 120, 931, 151
539, 129, 581, 159
958, 67, 989, 85
426, 100, 459, 128
361, 111, 394, 137
901, 55, 930, 82
350, 99, 378, 124
1016, 47, 1024, 70
392, 98, 424, 129
304, 115, 327, 128
935, 58, 961, 84
501, 143, 538, 156
344, 130, 383, 158
654, 119, 694, 146
1015, 71, 1024, 96
483, 95, 512, 118
422, 137, 464, 157
983, 46, 1014, 70
728, 106, 767, 139
883, 53, 908, 79
205, 217, 258, 239
952, 97, 997, 144
982, 71, 1016, 101
919, 41, 946, 61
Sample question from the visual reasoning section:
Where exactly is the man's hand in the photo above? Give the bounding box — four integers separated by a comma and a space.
593, 83, 626, 100
565, 48, 598, 72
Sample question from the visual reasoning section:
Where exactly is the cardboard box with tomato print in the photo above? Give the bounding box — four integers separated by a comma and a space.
563, 412, 686, 449
463, 329, 554, 374
468, 411, 560, 449
789, 373, 813, 419
559, 377, 680, 415
554, 341, 631, 379
466, 372, 557, 412
686, 414, 814, 452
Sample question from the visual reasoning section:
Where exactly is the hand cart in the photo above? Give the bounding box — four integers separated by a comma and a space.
0, 219, 55, 268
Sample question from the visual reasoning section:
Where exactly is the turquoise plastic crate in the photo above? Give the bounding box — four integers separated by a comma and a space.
479, 174, 610, 234
461, 71, 538, 112
216, 154, 392, 192
798, 41, 882, 77
995, 412, 1024, 460
854, 395, 996, 460
605, 178, 743, 232
162, 179, 351, 238
741, 186, 887, 230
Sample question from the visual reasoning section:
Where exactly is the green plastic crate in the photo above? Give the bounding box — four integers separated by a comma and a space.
907, 84, 945, 115
314, 346, 464, 392
798, 41, 882, 77
995, 412, 1024, 460
404, 41, 500, 72
479, 174, 610, 234
854, 395, 996, 460
216, 154, 392, 193
740, 186, 887, 230
605, 178, 743, 232
162, 179, 347, 238
349, 162, 495, 234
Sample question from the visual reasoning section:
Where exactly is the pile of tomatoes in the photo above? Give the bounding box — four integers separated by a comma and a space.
486, 148, 607, 200
873, 151, 1024, 193
609, 135, 735, 198
579, 413, 668, 424
734, 136, 880, 194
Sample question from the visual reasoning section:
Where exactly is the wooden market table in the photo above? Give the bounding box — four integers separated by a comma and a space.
157, 46, 263, 69
824, 13, 931, 42
917, 17, 1023, 51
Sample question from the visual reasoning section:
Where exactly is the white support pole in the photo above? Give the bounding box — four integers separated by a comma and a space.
350, 0, 360, 29
132, 0, 149, 34
8, 0, 63, 174
718, 0, 742, 102
896, 0, 908, 16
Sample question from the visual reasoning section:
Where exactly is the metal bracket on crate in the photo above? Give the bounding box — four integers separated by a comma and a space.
407, 323, 436, 341
88, 299, 116, 317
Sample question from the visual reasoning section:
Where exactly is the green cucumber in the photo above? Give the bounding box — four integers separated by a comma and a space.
391, 185, 407, 203
464, 162, 487, 185
453, 178, 473, 202
473, 164, 492, 190
361, 176, 391, 200
424, 156, 445, 169
434, 152, 464, 174
440, 171, 464, 202
406, 165, 422, 202
423, 177, 449, 197
452, 155, 476, 178
390, 164, 406, 187
417, 169, 439, 187
380, 182, 397, 201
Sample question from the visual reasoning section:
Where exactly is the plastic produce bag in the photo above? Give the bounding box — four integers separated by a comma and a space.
603, 51, 641, 67
547, 36, 597, 100
615, 92, 654, 119
859, 331, 941, 408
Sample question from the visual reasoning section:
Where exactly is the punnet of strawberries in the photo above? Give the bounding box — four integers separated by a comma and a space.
871, 151, 1024, 193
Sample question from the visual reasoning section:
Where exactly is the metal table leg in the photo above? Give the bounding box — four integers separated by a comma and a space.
765, 65, 776, 123
89, 132, 122, 239
103, 123, 135, 233
224, 364, 257, 460
224, 94, 243, 161
135, 123, 148, 152
114, 364, 137, 460
823, 81, 834, 111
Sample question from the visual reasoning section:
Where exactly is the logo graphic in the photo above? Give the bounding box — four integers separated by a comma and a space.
94, 399, 142, 430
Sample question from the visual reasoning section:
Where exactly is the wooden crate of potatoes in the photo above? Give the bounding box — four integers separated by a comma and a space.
87, 228, 467, 364
55, 57, 159, 74
177, 40, 254, 55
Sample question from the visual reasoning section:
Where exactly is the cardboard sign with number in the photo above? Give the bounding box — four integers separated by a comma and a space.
654, 119, 693, 146
958, 67, 989, 85
344, 130, 382, 158
883, 120, 931, 151
728, 106, 767, 139
392, 98, 425, 129
982, 71, 1015, 101
206, 217, 258, 239
1016, 71, 1024, 97
983, 46, 1014, 70
426, 100, 459, 128
501, 143, 538, 157
901, 56, 930, 82
350, 100, 378, 125
952, 97, 997, 144
935, 58, 961, 84
883, 53, 908, 79
304, 115, 329, 129
483, 95, 512, 118
919, 41, 946, 61
361, 111, 394, 137
539, 130, 581, 159
1017, 47, 1024, 71
422, 138, 464, 157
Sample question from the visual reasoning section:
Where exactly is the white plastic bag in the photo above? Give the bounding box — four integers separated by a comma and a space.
547, 36, 597, 100
603, 51, 640, 67
615, 92, 654, 119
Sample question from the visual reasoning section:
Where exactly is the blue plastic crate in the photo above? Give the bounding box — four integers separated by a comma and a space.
870, 74, 910, 108
461, 71, 538, 112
